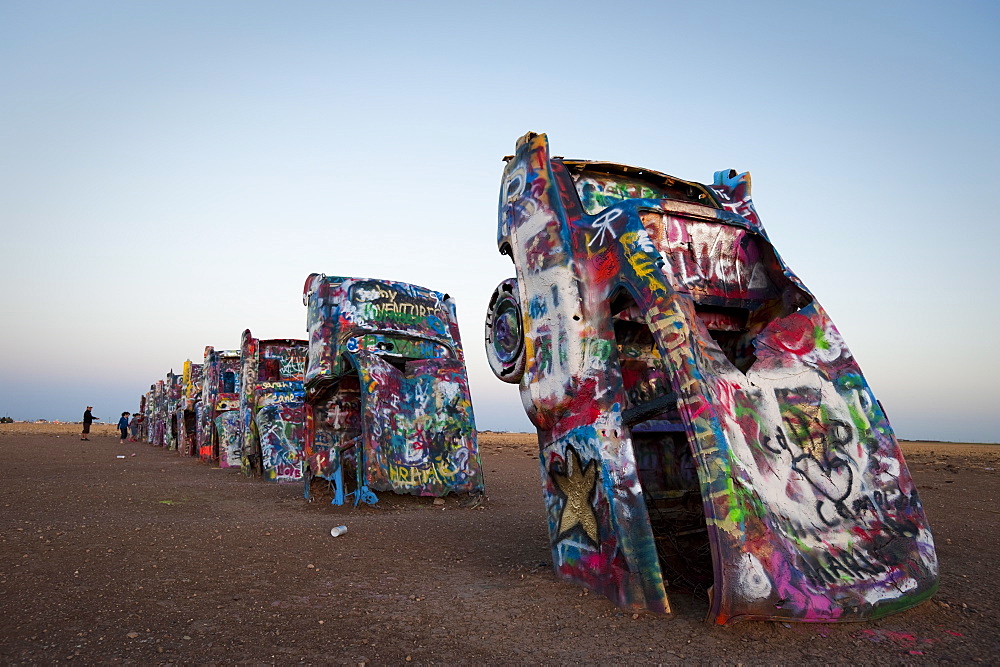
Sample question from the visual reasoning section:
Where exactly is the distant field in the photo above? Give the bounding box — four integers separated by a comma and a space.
3, 422, 995, 450
0, 422, 119, 436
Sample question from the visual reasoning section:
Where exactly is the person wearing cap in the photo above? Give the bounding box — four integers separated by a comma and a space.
81, 406, 98, 441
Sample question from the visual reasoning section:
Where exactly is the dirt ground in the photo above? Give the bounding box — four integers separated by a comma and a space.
1, 423, 997, 664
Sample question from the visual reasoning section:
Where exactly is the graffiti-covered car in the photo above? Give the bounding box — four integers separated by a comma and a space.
174, 360, 202, 456
302, 274, 483, 506
165, 369, 184, 451
239, 329, 308, 482
148, 380, 166, 447
136, 393, 148, 442
486, 132, 937, 624
199, 346, 242, 467
142, 386, 153, 443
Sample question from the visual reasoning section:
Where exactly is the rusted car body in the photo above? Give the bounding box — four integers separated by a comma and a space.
302, 274, 483, 506
199, 346, 242, 467
239, 329, 308, 482
486, 132, 938, 624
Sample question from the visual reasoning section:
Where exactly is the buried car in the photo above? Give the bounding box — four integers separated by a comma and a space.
239, 329, 308, 482
147, 380, 166, 447
485, 132, 937, 624
302, 273, 483, 506
165, 369, 184, 451
199, 346, 242, 467
175, 359, 203, 456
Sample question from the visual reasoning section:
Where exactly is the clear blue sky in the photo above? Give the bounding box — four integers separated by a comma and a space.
2, 1, 997, 442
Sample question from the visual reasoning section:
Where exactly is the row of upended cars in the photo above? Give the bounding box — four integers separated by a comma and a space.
140, 272, 484, 508
139, 133, 938, 625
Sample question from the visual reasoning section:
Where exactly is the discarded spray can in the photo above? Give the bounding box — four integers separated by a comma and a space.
330, 525, 348, 537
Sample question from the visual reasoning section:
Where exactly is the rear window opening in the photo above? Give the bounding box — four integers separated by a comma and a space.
183, 409, 197, 439
260, 359, 281, 382
694, 304, 756, 373
221, 371, 237, 394
611, 290, 714, 594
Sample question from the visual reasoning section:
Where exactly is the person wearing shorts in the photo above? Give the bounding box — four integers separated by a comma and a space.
81, 406, 98, 441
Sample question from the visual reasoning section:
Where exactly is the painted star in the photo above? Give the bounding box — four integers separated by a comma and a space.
552, 447, 600, 545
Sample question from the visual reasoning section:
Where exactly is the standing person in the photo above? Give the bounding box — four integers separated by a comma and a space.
128, 413, 140, 441
117, 412, 130, 444
81, 406, 98, 441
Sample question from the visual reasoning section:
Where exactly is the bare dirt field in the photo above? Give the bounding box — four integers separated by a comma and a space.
1, 423, 997, 664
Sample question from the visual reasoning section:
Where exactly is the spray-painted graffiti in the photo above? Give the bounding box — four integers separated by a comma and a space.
486, 132, 937, 624
257, 399, 305, 481
144, 387, 153, 444
239, 329, 308, 483
165, 370, 184, 452
302, 274, 484, 505
176, 360, 202, 456
148, 380, 166, 447
134, 393, 147, 442
306, 381, 361, 505
215, 410, 242, 468
199, 346, 242, 467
